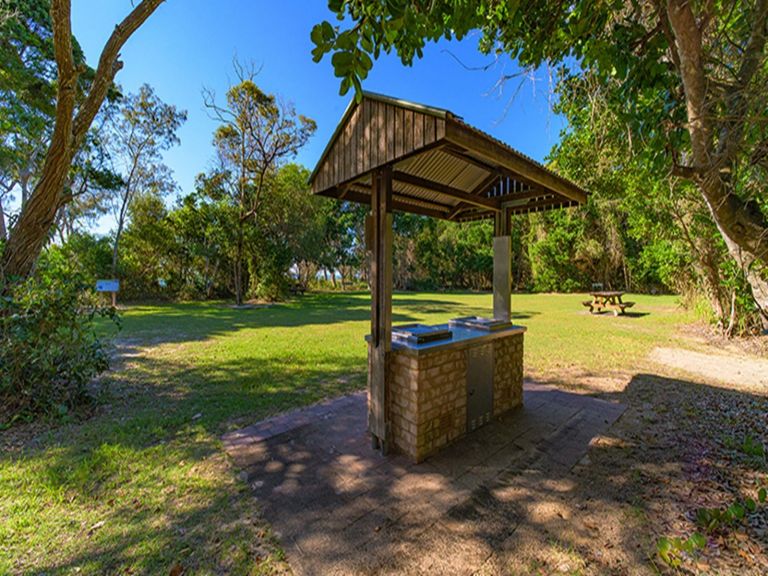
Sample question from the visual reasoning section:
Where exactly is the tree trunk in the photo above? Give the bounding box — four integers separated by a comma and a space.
2, 144, 76, 279
111, 221, 124, 277
111, 188, 132, 277
234, 221, 244, 306
667, 0, 768, 328
0, 196, 6, 241
0, 0, 163, 281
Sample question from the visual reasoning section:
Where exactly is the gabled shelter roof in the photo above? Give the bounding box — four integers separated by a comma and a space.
309, 91, 587, 221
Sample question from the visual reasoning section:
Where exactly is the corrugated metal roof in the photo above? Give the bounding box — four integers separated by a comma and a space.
449, 116, 588, 198
310, 92, 587, 220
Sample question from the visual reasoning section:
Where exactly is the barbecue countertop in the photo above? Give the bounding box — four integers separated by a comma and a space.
365, 323, 527, 355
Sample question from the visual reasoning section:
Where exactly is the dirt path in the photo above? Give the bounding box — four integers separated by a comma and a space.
650, 346, 768, 390
523, 336, 768, 575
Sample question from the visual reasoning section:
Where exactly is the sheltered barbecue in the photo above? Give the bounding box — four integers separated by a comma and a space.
310, 92, 587, 459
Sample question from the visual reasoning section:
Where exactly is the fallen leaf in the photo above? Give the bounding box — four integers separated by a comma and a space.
88, 520, 105, 535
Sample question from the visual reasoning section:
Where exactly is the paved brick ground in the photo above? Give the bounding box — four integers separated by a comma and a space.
222, 383, 626, 575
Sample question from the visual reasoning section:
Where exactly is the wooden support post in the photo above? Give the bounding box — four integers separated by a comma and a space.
493, 208, 512, 322
368, 166, 393, 452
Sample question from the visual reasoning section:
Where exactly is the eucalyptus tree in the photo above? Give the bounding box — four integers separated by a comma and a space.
0, 0, 64, 240
312, 0, 768, 327
107, 84, 186, 276
202, 65, 316, 305
53, 127, 123, 243
1, 0, 164, 281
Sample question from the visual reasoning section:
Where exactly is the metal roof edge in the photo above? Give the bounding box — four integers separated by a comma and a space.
360, 90, 451, 120
446, 115, 589, 201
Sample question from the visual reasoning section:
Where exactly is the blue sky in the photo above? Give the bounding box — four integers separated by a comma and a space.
72, 1, 567, 232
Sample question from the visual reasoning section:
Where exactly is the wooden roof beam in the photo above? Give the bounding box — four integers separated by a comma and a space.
446, 171, 502, 220
349, 181, 455, 214
500, 188, 561, 205
320, 187, 452, 220
393, 170, 500, 211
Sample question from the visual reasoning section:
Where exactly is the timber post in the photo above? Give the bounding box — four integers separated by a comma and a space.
368, 165, 393, 452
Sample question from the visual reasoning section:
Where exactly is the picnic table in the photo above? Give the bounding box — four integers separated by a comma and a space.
582, 291, 635, 316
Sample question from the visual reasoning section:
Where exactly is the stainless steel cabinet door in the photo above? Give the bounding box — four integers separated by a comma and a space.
467, 344, 494, 432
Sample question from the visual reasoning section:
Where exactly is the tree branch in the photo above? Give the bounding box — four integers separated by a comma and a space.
72, 0, 165, 146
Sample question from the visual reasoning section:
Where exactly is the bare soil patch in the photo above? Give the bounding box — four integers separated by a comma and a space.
650, 346, 768, 390
522, 351, 768, 574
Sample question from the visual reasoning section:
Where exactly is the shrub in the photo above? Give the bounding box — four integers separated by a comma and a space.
0, 251, 119, 422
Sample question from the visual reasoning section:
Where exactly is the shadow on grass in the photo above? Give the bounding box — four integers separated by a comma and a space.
3, 343, 368, 573
15, 359, 768, 574
110, 291, 537, 348
583, 310, 651, 319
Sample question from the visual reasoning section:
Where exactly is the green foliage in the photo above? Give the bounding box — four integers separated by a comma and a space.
526, 211, 585, 292
60, 232, 113, 282
695, 482, 768, 534
0, 249, 119, 420
202, 69, 316, 304
656, 533, 707, 568
108, 84, 187, 275
0, 0, 93, 206
312, 0, 768, 332
740, 435, 765, 458
119, 190, 176, 299
659, 482, 768, 568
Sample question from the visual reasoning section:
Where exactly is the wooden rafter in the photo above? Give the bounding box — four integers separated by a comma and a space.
321, 187, 450, 220
446, 172, 502, 219
392, 170, 500, 211
507, 197, 577, 214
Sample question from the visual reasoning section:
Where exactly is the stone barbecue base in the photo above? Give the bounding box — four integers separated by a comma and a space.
375, 329, 524, 462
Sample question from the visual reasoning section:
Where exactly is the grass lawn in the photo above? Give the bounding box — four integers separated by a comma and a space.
0, 292, 691, 574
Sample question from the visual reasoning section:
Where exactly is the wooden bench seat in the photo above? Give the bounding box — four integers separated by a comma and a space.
583, 299, 636, 315
610, 301, 635, 316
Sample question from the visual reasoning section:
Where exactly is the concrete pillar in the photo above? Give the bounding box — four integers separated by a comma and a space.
493, 209, 511, 322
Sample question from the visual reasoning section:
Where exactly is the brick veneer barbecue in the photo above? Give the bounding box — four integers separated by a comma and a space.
375, 330, 524, 462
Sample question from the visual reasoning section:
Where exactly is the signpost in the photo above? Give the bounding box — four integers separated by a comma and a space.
96, 279, 120, 307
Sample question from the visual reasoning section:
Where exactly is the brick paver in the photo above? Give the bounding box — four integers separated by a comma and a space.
222, 383, 626, 575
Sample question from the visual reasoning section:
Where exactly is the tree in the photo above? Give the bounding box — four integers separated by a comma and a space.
0, 0, 66, 240
107, 84, 185, 276
53, 106, 124, 243
1, 0, 164, 281
261, 163, 325, 293
548, 73, 755, 329
166, 191, 233, 298
318, 201, 366, 289
312, 0, 768, 327
202, 64, 316, 305
119, 189, 174, 297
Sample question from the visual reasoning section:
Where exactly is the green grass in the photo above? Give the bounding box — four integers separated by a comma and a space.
0, 291, 690, 574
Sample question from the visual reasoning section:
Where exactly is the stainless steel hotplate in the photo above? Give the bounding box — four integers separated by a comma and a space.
392, 323, 453, 344
449, 316, 514, 331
